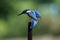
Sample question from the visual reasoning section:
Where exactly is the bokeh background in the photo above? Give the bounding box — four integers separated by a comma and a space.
0, 0, 60, 40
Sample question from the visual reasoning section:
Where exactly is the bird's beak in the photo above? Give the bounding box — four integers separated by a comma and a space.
17, 9, 30, 16
17, 11, 25, 16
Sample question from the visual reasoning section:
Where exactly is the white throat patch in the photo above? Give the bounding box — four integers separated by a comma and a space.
26, 10, 31, 13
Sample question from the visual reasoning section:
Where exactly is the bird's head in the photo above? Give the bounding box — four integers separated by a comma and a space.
18, 9, 31, 16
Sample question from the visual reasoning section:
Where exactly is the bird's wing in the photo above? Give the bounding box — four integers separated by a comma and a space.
34, 10, 42, 18
28, 11, 37, 21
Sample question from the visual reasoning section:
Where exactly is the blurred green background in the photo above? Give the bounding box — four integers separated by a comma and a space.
0, 0, 60, 39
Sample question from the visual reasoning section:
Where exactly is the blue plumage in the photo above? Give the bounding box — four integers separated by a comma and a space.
28, 10, 42, 29
18, 9, 42, 29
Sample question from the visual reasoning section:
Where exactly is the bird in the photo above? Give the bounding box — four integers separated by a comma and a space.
18, 9, 42, 29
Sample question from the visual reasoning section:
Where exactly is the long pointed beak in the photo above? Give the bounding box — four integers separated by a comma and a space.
17, 11, 25, 16
17, 9, 30, 16
17, 13, 23, 16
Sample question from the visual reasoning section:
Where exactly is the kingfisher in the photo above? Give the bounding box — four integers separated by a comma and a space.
18, 9, 42, 30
